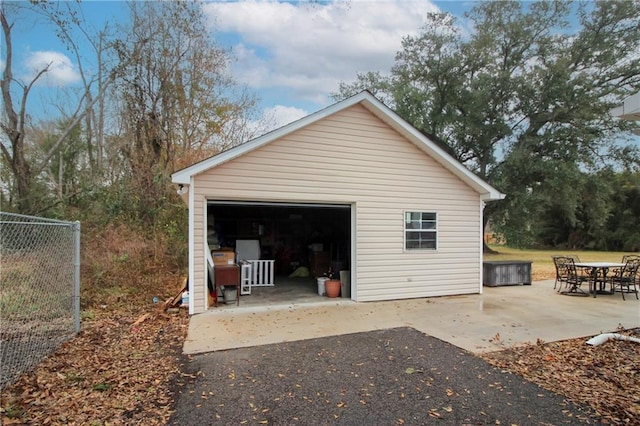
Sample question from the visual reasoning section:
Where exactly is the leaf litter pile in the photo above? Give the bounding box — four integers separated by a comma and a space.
481, 327, 640, 425
1, 306, 189, 425
1, 308, 638, 425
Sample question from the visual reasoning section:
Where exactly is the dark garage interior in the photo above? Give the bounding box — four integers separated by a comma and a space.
207, 202, 351, 278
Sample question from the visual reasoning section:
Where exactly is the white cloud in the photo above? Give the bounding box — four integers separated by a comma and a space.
204, 0, 438, 108
22, 51, 80, 87
244, 104, 310, 137
262, 104, 309, 130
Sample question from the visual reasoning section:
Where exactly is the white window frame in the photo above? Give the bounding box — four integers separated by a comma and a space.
404, 211, 438, 251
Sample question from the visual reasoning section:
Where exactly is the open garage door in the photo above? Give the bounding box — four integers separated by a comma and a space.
207, 201, 352, 293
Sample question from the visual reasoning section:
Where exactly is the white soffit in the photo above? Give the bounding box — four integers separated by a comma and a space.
611, 92, 640, 122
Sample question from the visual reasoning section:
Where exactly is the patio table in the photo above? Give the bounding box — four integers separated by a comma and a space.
574, 262, 625, 297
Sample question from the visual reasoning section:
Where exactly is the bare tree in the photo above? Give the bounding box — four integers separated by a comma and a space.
1, 5, 117, 213
1, 10, 49, 213
112, 1, 257, 220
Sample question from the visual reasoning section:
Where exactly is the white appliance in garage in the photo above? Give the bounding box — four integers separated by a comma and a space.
235, 239, 261, 261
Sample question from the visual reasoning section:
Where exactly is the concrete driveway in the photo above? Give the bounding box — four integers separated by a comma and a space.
183, 280, 640, 355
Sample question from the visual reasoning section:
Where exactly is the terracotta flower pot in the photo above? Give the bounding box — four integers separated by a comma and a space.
325, 279, 341, 298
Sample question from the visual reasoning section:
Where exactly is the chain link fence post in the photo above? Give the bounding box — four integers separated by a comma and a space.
73, 221, 81, 334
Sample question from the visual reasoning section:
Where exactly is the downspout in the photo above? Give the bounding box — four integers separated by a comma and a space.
479, 201, 485, 294
586, 333, 640, 346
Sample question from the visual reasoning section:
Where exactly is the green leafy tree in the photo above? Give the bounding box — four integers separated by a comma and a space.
40, 120, 85, 205
335, 0, 640, 249
606, 170, 640, 251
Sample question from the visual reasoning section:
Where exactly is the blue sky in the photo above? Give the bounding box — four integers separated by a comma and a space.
202, 0, 476, 127
6, 0, 479, 130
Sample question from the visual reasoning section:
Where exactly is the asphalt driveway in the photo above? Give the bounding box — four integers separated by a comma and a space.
169, 327, 597, 425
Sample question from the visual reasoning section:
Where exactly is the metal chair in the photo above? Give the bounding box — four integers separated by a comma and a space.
552, 255, 566, 290
555, 256, 590, 296
553, 255, 591, 290
608, 255, 640, 292
623, 255, 640, 290
609, 259, 640, 301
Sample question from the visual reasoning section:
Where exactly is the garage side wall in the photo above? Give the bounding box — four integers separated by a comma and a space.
191, 104, 482, 312
191, 190, 208, 312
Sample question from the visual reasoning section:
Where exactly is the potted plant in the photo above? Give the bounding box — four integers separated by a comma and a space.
324, 267, 341, 298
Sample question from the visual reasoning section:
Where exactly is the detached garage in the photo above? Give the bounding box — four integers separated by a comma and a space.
172, 91, 504, 314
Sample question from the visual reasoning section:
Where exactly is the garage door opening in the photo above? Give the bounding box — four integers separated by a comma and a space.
207, 201, 352, 307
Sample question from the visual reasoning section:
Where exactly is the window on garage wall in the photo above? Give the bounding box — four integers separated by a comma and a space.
404, 211, 437, 250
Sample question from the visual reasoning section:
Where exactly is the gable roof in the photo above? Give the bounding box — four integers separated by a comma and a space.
172, 91, 504, 201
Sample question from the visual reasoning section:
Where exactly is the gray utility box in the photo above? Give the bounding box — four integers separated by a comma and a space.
483, 261, 532, 286
222, 286, 237, 303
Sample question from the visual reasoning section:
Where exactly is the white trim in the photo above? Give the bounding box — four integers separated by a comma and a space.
187, 176, 195, 315
350, 202, 357, 301
172, 91, 504, 201
203, 200, 210, 311
479, 200, 485, 295
207, 200, 350, 209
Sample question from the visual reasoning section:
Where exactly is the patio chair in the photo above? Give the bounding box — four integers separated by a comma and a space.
553, 255, 592, 291
622, 256, 640, 283
555, 256, 590, 296
608, 255, 640, 289
623, 255, 640, 289
609, 258, 640, 301
552, 256, 567, 290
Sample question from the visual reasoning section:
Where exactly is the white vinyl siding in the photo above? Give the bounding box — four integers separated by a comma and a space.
189, 104, 482, 312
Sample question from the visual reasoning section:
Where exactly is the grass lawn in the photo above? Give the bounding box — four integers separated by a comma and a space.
483, 245, 635, 281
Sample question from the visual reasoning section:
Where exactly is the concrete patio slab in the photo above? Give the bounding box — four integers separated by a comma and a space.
183, 280, 640, 355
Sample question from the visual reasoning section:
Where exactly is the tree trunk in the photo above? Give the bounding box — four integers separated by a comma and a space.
482, 211, 499, 254
483, 240, 498, 254
15, 158, 34, 213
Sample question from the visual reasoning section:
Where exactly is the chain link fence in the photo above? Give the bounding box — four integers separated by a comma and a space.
0, 212, 80, 390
